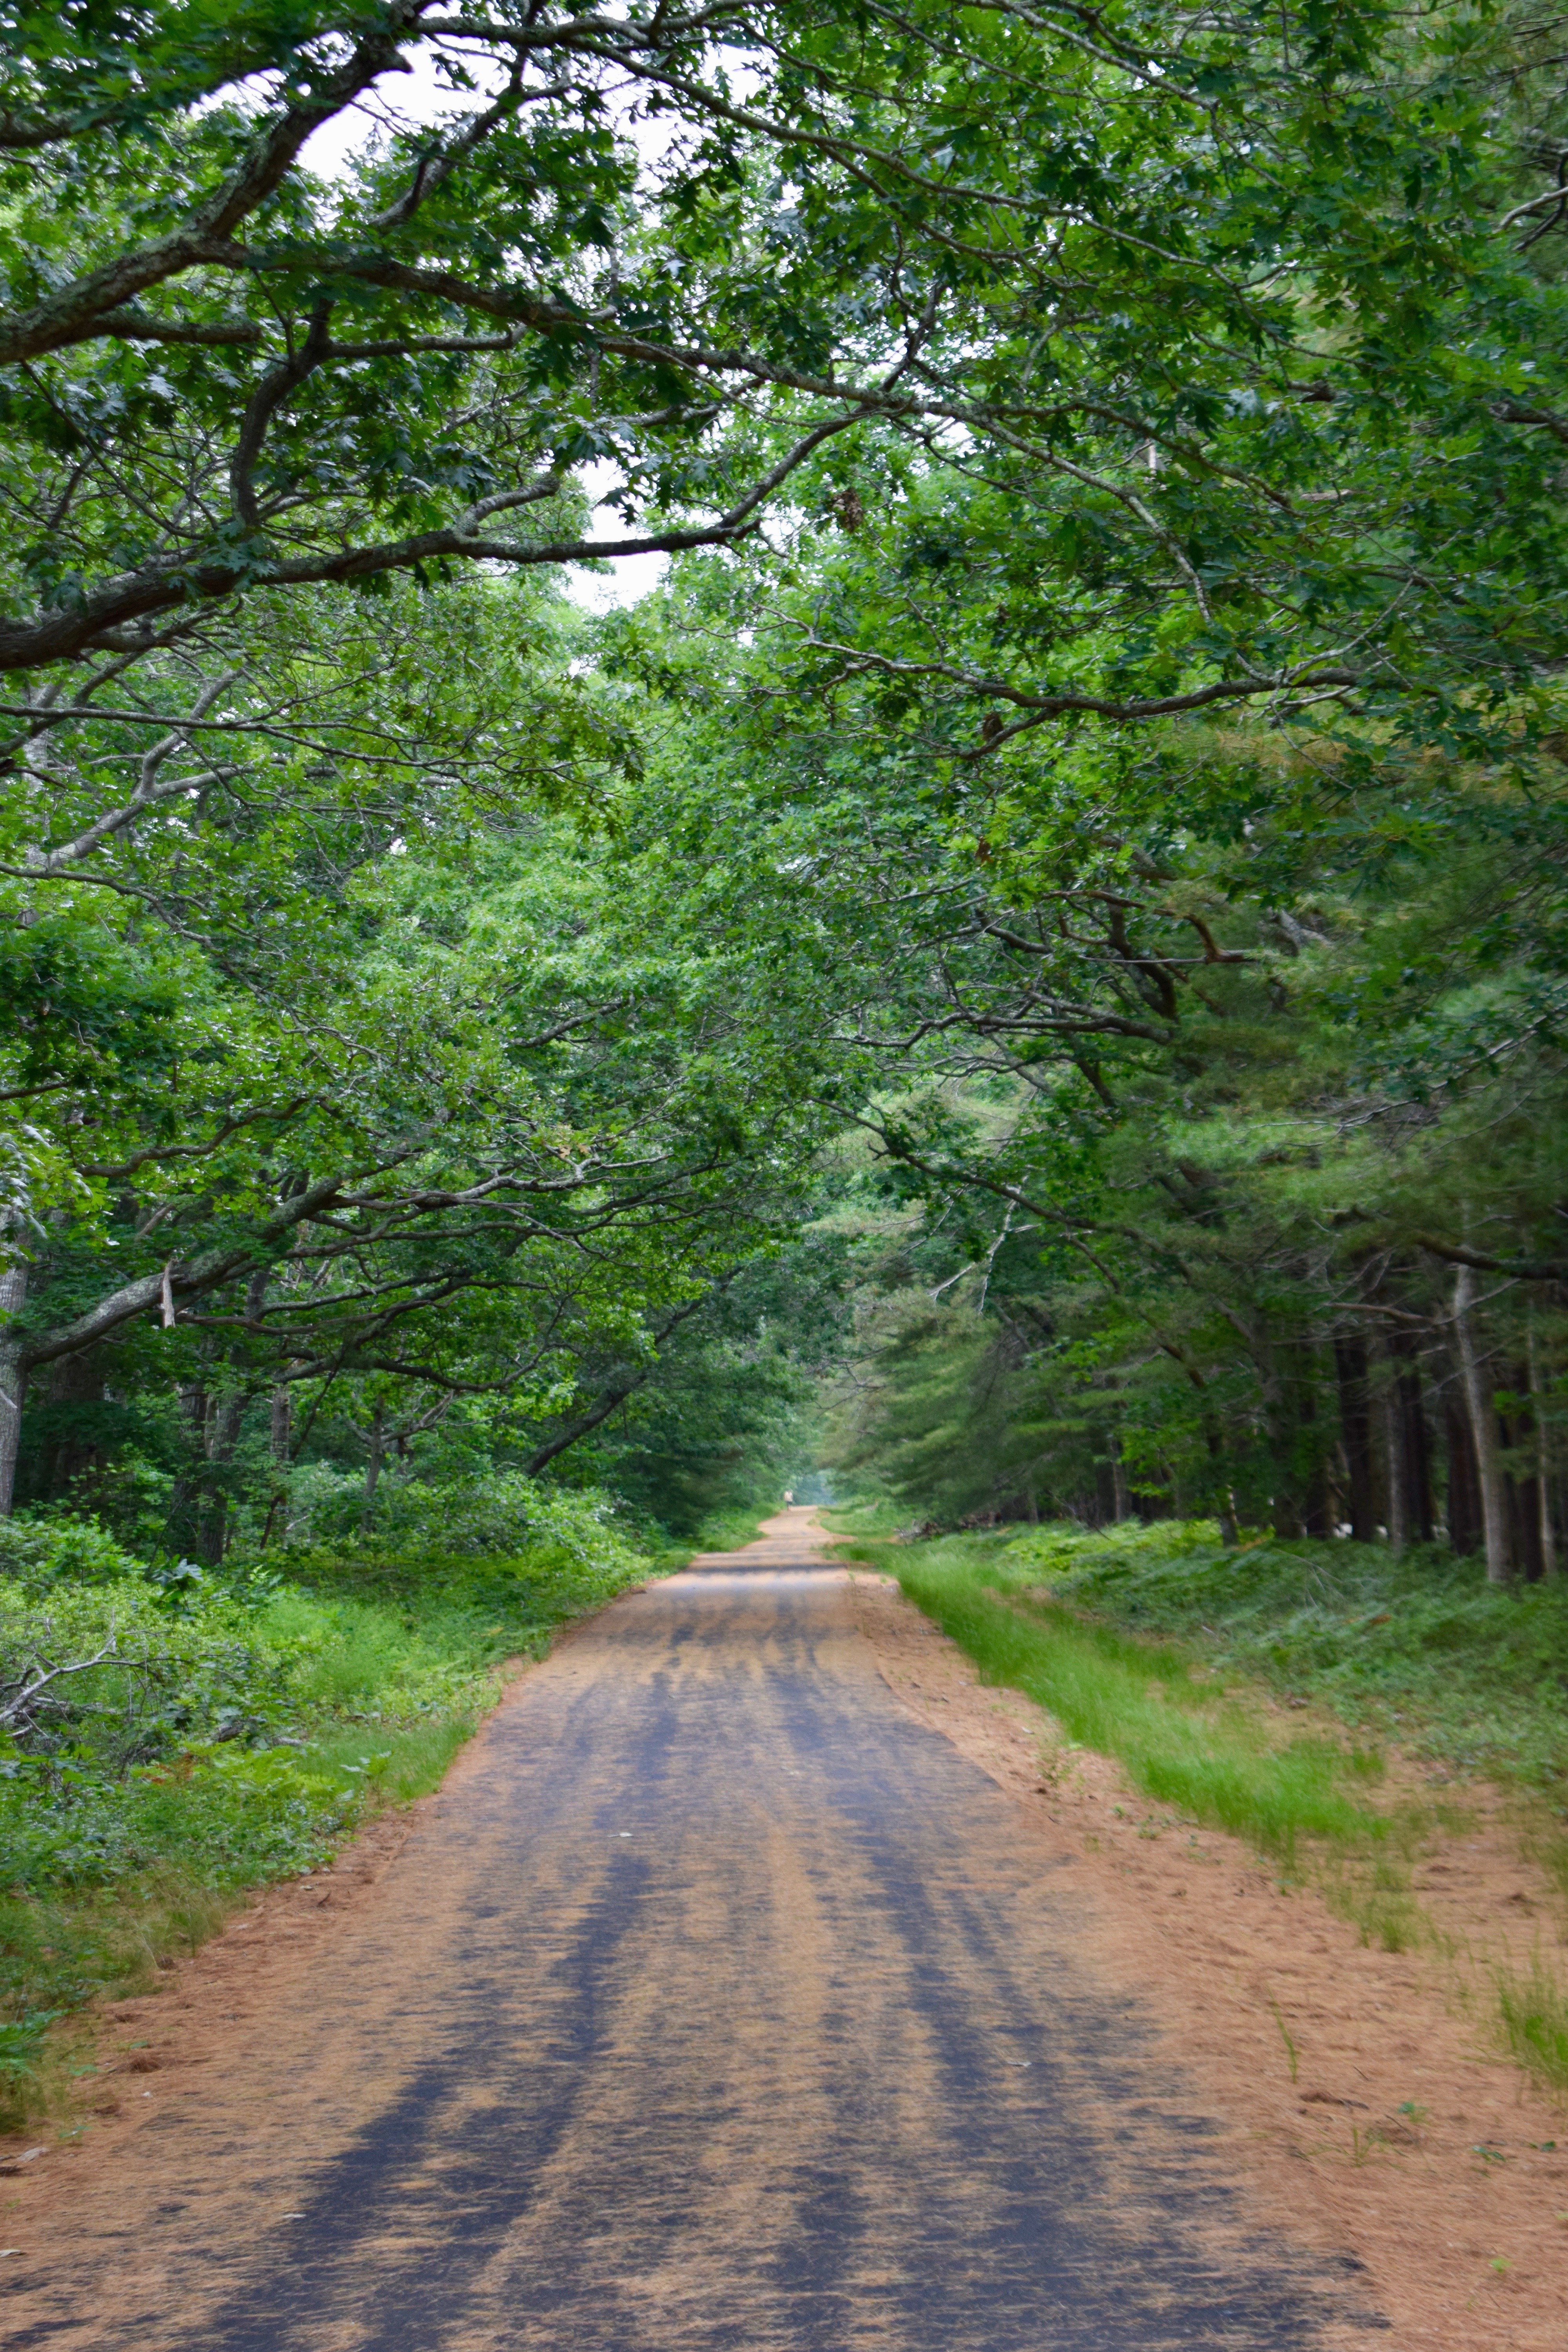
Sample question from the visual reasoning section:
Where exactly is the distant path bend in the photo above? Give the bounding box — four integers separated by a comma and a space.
4, 1510, 1382, 2350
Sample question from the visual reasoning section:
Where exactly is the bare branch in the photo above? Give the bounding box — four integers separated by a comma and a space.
1415, 1234, 1568, 1283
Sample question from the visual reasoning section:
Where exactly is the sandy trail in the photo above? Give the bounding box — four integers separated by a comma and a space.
2, 1510, 1382, 2350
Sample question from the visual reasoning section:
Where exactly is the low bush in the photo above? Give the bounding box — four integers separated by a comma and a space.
266, 1468, 649, 1572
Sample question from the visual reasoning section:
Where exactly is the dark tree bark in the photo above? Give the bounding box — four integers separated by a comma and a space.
1506, 1463, 1545, 1581
1444, 1389, 1483, 1556
1199, 1410, 1239, 1544
1528, 1320, 1559, 1581
1402, 1368, 1436, 1546
1503, 1374, 1545, 1581
198, 1393, 245, 1566
1267, 1347, 1329, 1537
1295, 1365, 1331, 1537
1381, 1381, 1406, 1554
1334, 1330, 1377, 1541
165, 1380, 209, 1559
1386, 1331, 1435, 1546
0, 1243, 28, 1519
1268, 1374, 1307, 1538
1111, 1439, 1131, 1523
1452, 1267, 1514, 1583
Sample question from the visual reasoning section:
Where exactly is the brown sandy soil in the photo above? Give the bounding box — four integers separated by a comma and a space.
842, 1563, 1568, 2350
0, 1508, 1557, 2348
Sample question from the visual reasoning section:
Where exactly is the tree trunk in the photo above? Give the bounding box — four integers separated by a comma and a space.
1267, 1349, 1328, 1537
1452, 1266, 1514, 1584
1443, 1392, 1481, 1555
256, 1381, 294, 1551
0, 1244, 28, 1520
198, 1393, 245, 1567
1393, 1342, 1435, 1545
1111, 1439, 1130, 1523
1267, 1367, 1305, 1537
1198, 1408, 1238, 1544
167, 1380, 210, 1557
1294, 1364, 1330, 1536
1504, 1452, 1544, 1581
1334, 1330, 1376, 1541
1545, 1478, 1562, 1585
1381, 1378, 1406, 1556
1501, 1376, 1545, 1581
1528, 1319, 1558, 1581
40, 1344, 111, 1504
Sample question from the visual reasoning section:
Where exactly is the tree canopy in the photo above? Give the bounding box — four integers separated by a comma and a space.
4, 0, 1568, 1574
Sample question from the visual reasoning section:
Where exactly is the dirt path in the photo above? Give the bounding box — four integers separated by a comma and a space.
2, 1512, 1401, 2348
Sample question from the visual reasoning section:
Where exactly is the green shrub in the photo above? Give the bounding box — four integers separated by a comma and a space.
268, 1468, 648, 1573
0, 1515, 148, 1588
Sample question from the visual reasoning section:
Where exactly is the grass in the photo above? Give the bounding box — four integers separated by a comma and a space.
1497, 1958, 1568, 2099
681, 1504, 778, 1555
1269, 1997, 1299, 2082
274, 1537, 658, 1670
829, 1503, 1568, 1793
0, 1704, 488, 2128
987, 1516, 1568, 1789
838, 1522, 1392, 1869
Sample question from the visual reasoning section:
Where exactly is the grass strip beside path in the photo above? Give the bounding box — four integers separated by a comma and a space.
825, 1506, 1568, 2103
839, 1526, 1387, 1867
0, 1520, 679, 2126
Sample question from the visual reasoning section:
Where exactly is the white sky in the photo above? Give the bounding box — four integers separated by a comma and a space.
299, 45, 670, 612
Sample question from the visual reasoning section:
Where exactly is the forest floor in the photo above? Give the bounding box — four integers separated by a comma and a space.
0, 1510, 1560, 2348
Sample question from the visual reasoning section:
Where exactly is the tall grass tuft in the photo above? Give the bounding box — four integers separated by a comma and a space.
1496, 1958, 1568, 2100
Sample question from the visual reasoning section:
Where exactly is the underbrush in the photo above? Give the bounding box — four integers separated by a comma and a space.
0, 1492, 653, 2123
992, 1517, 1568, 1790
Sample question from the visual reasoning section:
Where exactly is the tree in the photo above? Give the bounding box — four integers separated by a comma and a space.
0, 558, 846, 1523
8, 0, 1554, 690
12, 0, 1568, 1555
603, 304, 1568, 1555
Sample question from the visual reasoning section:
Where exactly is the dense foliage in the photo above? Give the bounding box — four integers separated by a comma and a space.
9, 0, 1568, 1572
